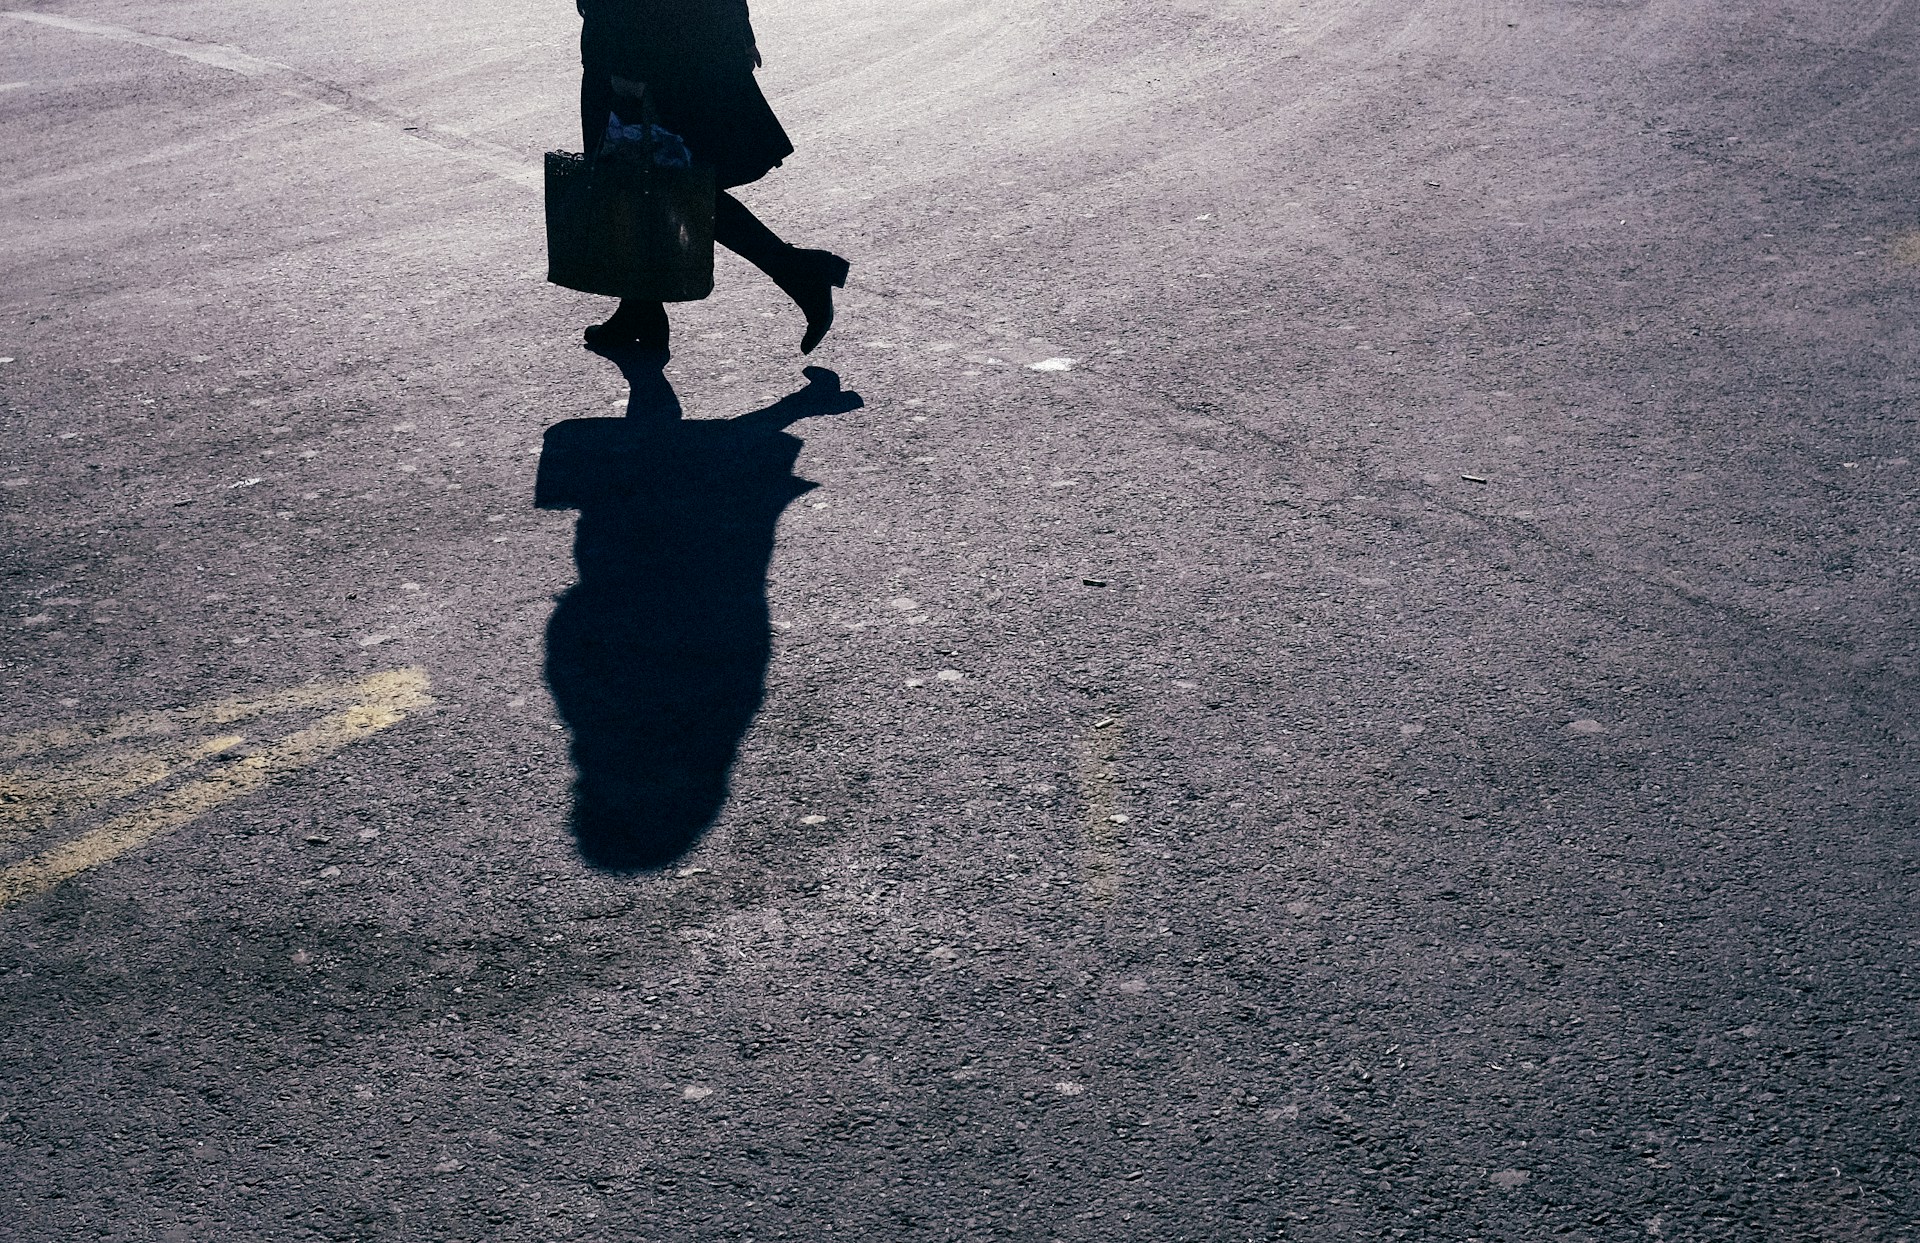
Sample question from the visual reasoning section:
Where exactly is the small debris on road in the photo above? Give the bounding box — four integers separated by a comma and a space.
1568, 719, 1606, 734
1460, 473, 1489, 484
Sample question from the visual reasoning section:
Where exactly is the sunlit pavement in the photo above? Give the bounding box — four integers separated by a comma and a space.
3, 0, 1917, 1237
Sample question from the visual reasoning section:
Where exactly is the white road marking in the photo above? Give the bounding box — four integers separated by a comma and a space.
0, 10, 537, 190
2, 11, 291, 76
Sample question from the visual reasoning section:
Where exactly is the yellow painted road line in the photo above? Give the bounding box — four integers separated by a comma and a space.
0, 733, 244, 841
1079, 717, 1126, 903
2, 673, 416, 764
0, 668, 430, 911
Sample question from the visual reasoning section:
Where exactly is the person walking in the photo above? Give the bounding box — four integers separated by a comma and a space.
576, 0, 848, 356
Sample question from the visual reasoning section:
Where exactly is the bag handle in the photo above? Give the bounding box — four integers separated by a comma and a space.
608, 75, 660, 129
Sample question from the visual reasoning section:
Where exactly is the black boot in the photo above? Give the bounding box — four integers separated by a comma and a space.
583, 299, 669, 356
773, 249, 851, 355
713, 192, 848, 354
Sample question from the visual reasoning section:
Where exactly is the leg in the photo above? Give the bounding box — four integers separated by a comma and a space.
579, 67, 669, 354
713, 192, 849, 354
712, 190, 790, 273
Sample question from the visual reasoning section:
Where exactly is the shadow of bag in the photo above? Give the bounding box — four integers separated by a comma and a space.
545, 148, 716, 302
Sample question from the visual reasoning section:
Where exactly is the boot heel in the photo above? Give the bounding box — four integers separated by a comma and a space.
821, 253, 850, 289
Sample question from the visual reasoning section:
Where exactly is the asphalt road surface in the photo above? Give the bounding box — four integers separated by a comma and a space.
3, 0, 1917, 1239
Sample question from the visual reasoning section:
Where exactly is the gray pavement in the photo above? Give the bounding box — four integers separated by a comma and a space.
2, 0, 1918, 1238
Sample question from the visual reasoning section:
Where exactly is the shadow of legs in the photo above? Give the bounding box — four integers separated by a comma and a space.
536, 367, 862, 870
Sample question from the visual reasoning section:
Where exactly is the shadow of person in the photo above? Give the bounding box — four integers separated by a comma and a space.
536, 363, 862, 871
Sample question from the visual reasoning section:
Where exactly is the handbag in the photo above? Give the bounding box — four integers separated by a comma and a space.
545, 91, 716, 302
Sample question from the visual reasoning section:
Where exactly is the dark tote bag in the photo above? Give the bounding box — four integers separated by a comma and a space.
544, 125, 716, 302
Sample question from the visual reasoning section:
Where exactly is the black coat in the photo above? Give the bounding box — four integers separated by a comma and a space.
580, 0, 792, 187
